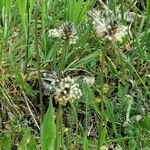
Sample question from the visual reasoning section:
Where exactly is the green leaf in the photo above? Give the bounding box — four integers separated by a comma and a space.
65, 0, 91, 26
40, 98, 56, 150
98, 126, 107, 147
83, 133, 89, 150
0, 0, 5, 10
29, 0, 35, 14
142, 115, 150, 131
19, 129, 37, 150
69, 50, 101, 69
18, 0, 27, 34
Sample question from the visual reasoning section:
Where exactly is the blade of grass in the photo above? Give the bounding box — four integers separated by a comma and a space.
83, 133, 89, 150
40, 98, 56, 150
18, 0, 26, 34
97, 126, 107, 149
68, 50, 101, 69
24, 0, 30, 73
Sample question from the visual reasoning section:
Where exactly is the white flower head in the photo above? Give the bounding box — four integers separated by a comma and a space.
48, 29, 61, 38
90, 9, 128, 42
48, 22, 78, 44
54, 76, 82, 106
42, 73, 82, 106
113, 25, 128, 42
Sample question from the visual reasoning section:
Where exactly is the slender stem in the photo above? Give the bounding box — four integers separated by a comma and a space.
35, 4, 43, 121
100, 50, 105, 113
97, 47, 105, 150
56, 105, 65, 149
70, 102, 79, 148
41, 0, 47, 54
24, 0, 30, 74
0, 31, 2, 64
59, 41, 69, 74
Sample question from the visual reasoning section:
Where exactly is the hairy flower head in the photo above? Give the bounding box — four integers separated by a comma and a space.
48, 22, 78, 44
